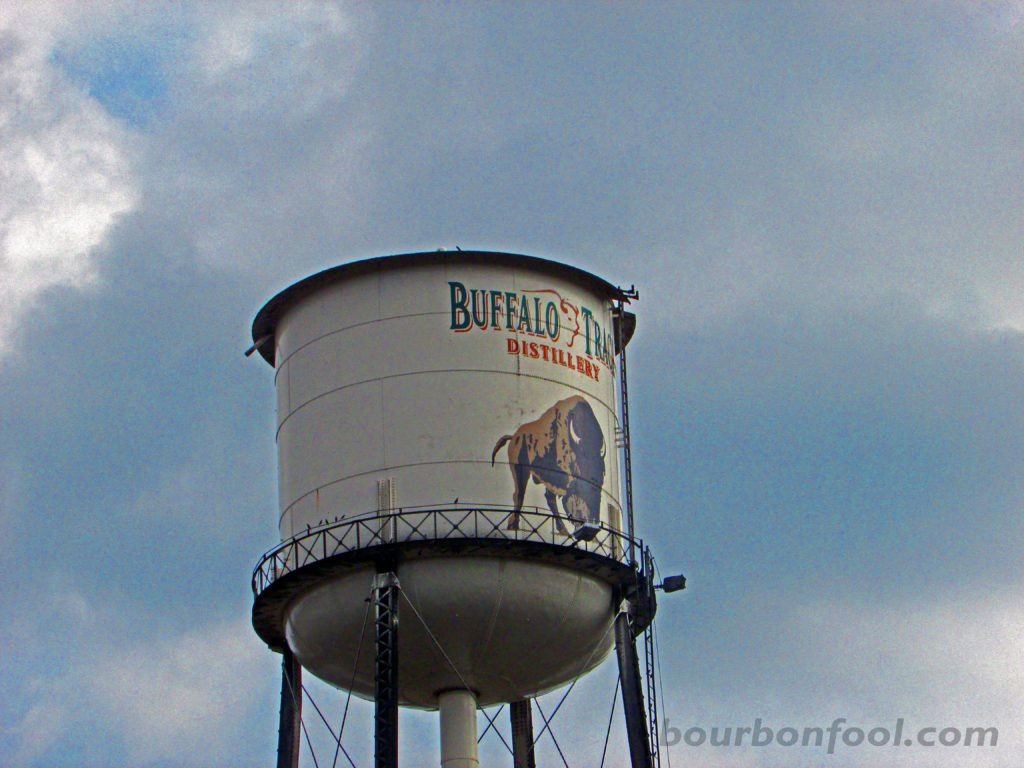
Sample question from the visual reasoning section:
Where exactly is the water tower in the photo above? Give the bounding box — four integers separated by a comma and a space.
247, 251, 671, 768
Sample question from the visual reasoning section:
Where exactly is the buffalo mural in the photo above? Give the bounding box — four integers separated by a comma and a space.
491, 395, 606, 533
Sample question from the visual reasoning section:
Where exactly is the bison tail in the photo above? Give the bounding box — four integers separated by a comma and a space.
491, 435, 512, 466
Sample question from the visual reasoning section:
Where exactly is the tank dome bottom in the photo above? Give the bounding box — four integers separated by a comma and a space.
285, 556, 614, 709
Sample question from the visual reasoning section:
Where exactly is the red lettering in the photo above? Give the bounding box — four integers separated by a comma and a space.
508, 338, 606, 380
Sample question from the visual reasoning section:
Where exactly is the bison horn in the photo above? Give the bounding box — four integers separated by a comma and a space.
569, 417, 581, 445
600, 436, 606, 458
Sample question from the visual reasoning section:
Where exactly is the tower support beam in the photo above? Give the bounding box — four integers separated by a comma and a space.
374, 571, 400, 768
510, 699, 536, 768
276, 648, 302, 768
615, 608, 654, 768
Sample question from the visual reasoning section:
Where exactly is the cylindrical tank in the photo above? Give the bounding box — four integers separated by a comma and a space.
250, 251, 639, 709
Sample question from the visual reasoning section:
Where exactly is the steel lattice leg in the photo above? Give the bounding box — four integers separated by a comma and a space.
373, 571, 400, 768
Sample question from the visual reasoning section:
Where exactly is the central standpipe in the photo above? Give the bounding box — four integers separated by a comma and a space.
438, 690, 479, 768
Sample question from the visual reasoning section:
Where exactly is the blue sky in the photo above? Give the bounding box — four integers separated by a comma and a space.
2, 2, 1023, 767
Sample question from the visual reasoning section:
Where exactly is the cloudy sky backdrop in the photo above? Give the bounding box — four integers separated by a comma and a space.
2, 2, 1022, 767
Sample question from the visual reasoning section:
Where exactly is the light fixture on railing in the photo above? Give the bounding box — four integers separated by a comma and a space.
656, 574, 686, 593
572, 522, 602, 541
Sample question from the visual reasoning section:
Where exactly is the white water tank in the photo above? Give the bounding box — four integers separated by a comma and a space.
250, 251, 638, 708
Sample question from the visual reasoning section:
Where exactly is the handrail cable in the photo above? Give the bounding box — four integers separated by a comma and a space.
282, 662, 320, 768
530, 615, 616, 750
331, 591, 373, 768
293, 683, 321, 768
598, 673, 620, 768
534, 699, 571, 768
301, 683, 356, 768
476, 704, 506, 743
397, 588, 514, 757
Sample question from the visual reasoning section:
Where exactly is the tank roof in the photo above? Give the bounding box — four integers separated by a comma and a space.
251, 250, 630, 365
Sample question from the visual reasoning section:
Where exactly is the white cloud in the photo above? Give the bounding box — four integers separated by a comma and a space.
143, 1, 371, 279
0, 1, 369, 362
0, 1, 138, 362
785, 590, 1024, 766
86, 618, 268, 763
799, 12, 1024, 332
4, 583, 101, 766
194, 1, 352, 87
6, 588, 273, 767
632, 4, 1024, 338
8, 698, 66, 767
808, 592, 1024, 713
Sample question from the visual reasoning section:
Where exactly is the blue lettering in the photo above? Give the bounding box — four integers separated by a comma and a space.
449, 281, 470, 330
545, 302, 560, 340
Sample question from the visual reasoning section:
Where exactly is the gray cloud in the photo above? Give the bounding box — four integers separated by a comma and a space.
2, 2, 1022, 766
633, 299, 1024, 764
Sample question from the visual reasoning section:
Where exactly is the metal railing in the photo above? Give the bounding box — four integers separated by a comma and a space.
252, 506, 650, 597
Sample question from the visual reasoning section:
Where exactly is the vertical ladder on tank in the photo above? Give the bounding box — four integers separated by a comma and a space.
613, 288, 659, 768
615, 289, 639, 570
643, 589, 661, 768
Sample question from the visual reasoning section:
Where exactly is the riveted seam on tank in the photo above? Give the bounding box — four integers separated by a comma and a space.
276, 459, 625, 528
275, 369, 619, 440
477, 559, 505, 655
273, 310, 450, 370
276, 459, 586, 526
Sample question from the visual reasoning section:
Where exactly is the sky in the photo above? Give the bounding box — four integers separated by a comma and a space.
1, 1, 1022, 766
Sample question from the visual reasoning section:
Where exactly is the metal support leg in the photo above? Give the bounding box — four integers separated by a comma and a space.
615, 609, 653, 768
374, 571, 400, 768
277, 648, 302, 768
510, 699, 536, 768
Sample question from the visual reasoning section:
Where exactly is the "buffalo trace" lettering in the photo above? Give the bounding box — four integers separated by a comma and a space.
448, 281, 614, 371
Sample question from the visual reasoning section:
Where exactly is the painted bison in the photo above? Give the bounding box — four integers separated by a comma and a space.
491, 395, 606, 533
